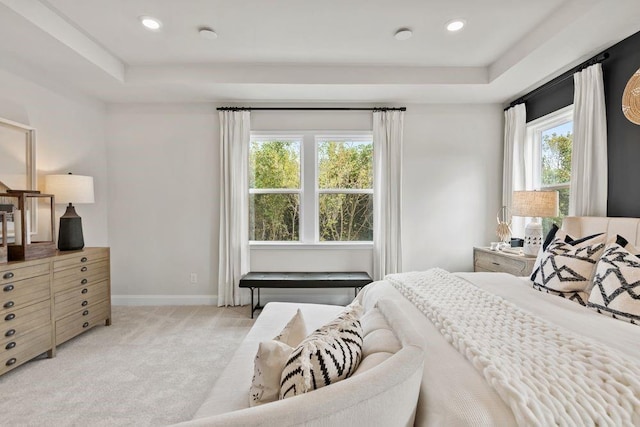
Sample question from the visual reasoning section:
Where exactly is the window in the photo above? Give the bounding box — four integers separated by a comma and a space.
249, 133, 373, 244
526, 105, 573, 233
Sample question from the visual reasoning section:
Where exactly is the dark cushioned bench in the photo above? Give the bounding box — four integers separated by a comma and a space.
239, 272, 373, 318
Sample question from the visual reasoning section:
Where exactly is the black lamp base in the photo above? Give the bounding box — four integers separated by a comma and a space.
58, 203, 85, 251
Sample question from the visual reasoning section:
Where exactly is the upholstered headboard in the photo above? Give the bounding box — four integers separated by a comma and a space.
562, 216, 640, 247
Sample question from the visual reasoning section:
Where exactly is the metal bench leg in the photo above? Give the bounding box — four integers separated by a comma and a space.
250, 287, 254, 319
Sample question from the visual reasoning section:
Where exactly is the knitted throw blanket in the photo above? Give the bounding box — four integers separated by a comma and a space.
386, 268, 640, 427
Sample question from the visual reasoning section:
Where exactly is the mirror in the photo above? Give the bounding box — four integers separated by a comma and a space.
0, 117, 36, 242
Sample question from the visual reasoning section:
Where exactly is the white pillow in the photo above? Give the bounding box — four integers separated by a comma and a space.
532, 232, 606, 306
280, 301, 363, 399
249, 309, 307, 406
588, 236, 640, 325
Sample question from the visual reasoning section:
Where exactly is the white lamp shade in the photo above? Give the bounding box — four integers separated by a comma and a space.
45, 174, 95, 205
511, 190, 558, 218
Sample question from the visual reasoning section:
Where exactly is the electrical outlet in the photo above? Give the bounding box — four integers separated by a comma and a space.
190, 273, 198, 284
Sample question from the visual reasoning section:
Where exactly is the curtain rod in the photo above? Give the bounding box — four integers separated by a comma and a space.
216, 107, 407, 112
505, 52, 610, 111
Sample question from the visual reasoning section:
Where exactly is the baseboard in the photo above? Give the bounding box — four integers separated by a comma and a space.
112, 295, 218, 306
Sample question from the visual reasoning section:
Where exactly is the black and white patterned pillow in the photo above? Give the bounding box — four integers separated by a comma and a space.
532, 233, 606, 306
279, 302, 363, 399
588, 236, 640, 325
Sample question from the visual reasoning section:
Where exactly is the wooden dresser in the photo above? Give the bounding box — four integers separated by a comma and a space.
0, 247, 110, 376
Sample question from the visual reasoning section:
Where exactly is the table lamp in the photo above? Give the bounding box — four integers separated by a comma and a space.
45, 173, 94, 251
511, 190, 559, 257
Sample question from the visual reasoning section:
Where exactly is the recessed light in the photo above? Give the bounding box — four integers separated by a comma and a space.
394, 28, 413, 41
446, 19, 465, 32
199, 27, 218, 40
140, 16, 162, 31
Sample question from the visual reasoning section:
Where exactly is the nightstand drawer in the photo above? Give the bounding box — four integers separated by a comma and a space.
473, 248, 536, 276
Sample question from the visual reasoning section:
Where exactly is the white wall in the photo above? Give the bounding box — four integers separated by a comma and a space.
106, 103, 502, 306
0, 68, 109, 247
106, 104, 219, 304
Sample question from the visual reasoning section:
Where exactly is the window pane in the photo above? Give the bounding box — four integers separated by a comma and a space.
541, 122, 572, 186
250, 193, 300, 241
318, 140, 372, 189
542, 187, 570, 235
319, 193, 373, 241
250, 140, 300, 189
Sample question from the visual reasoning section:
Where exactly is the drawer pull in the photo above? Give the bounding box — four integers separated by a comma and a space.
492, 262, 500, 266
3, 301, 14, 309
82, 310, 89, 316
5, 358, 16, 367
3, 285, 14, 292
81, 257, 88, 263
5, 329, 15, 337
5, 342, 15, 350
82, 322, 89, 328
4, 313, 15, 321
81, 266, 88, 272
2, 272, 14, 280
81, 300, 88, 307
81, 288, 88, 294
81, 279, 88, 285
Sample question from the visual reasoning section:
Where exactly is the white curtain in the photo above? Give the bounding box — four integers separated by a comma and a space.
570, 63, 608, 216
218, 110, 251, 306
373, 110, 404, 281
503, 103, 528, 237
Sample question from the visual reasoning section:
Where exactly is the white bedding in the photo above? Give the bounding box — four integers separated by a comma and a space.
357, 272, 640, 427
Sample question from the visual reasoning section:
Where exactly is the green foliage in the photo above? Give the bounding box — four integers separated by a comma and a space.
541, 131, 572, 235
249, 139, 373, 241
250, 141, 299, 189
541, 132, 572, 187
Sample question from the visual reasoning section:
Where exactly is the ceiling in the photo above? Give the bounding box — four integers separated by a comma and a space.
0, 0, 638, 104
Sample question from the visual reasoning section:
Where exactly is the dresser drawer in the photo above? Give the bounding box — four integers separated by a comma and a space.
1, 324, 51, 359
56, 299, 109, 345
53, 248, 109, 272
0, 262, 50, 286
0, 299, 50, 346
0, 275, 50, 316
0, 328, 52, 376
53, 263, 109, 293
54, 281, 109, 320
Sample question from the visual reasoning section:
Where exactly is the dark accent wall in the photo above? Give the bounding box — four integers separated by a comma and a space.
522, 30, 640, 217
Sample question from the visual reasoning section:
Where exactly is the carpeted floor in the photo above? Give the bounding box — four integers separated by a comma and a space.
0, 305, 254, 426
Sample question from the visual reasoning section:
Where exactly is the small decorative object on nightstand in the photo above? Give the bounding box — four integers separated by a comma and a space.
45, 174, 95, 251
473, 247, 536, 277
511, 190, 558, 257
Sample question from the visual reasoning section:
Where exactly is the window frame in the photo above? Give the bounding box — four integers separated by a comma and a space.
249, 131, 374, 249
525, 105, 573, 232
526, 105, 573, 192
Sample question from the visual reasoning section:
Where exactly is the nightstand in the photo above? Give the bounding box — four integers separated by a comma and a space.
473, 247, 536, 277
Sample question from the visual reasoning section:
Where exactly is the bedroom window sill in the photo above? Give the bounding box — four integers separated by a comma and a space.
249, 242, 374, 250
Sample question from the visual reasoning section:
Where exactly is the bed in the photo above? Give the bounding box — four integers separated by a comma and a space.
357, 216, 640, 426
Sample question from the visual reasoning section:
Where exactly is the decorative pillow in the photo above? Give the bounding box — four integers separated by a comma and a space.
279, 302, 364, 399
588, 236, 640, 325
249, 309, 307, 406
273, 308, 307, 347
532, 232, 606, 306
530, 224, 562, 281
